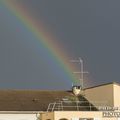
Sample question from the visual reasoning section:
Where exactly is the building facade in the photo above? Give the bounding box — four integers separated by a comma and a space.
0, 82, 120, 120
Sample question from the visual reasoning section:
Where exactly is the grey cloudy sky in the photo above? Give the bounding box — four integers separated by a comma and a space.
0, 0, 120, 90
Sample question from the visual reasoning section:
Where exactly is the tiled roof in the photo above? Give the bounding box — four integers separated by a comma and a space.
0, 90, 97, 111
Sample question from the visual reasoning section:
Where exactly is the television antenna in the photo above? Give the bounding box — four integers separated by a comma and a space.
70, 57, 88, 89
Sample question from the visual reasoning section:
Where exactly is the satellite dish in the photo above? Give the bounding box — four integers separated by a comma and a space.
72, 85, 82, 96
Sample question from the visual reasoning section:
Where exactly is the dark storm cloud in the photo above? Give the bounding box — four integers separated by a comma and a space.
0, 0, 120, 89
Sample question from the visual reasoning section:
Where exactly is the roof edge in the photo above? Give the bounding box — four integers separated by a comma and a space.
84, 82, 120, 90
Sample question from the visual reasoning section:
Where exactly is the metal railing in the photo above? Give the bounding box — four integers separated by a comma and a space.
47, 101, 108, 112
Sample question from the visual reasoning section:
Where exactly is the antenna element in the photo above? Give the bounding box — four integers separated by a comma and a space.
70, 57, 88, 89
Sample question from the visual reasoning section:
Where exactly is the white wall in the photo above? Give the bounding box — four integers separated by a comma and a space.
0, 114, 37, 120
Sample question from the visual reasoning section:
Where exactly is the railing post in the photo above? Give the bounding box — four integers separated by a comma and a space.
47, 104, 50, 112
52, 102, 56, 111
76, 101, 79, 111
61, 101, 63, 111
89, 103, 91, 111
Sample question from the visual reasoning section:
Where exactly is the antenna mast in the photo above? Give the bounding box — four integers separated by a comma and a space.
70, 57, 88, 89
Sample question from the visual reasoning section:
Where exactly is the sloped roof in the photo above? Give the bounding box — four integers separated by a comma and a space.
0, 90, 97, 111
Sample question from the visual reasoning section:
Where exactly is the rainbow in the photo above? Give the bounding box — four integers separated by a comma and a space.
2, 1, 79, 85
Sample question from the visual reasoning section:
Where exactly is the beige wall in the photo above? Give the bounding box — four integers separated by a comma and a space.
54, 111, 102, 120
113, 84, 120, 107
84, 84, 114, 107
41, 111, 118, 120
40, 112, 54, 120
